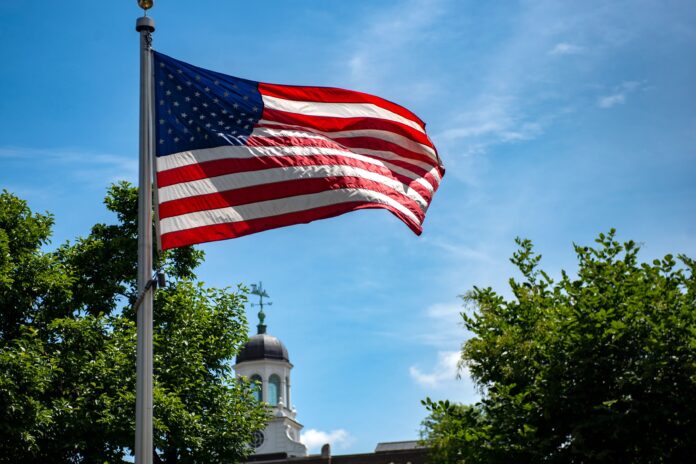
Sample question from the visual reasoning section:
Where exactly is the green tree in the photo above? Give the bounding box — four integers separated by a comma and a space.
421, 231, 696, 463
0, 185, 267, 463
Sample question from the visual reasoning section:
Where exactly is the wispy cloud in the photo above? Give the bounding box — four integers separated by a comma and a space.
597, 80, 643, 109
0, 146, 136, 186
409, 350, 462, 388
301, 428, 355, 454
549, 42, 585, 56
414, 302, 466, 349
339, 0, 447, 97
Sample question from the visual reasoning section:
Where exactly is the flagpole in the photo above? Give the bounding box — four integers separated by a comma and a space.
135, 6, 155, 464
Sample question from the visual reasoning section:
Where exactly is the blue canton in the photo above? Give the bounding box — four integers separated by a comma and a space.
153, 51, 264, 158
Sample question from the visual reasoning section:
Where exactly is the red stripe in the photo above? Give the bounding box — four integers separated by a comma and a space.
248, 134, 441, 187
158, 176, 426, 223
260, 112, 440, 173
248, 126, 442, 183
261, 107, 436, 150
160, 201, 422, 250
157, 150, 434, 204
259, 82, 426, 129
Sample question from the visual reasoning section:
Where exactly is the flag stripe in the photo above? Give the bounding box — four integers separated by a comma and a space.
157, 163, 430, 215
260, 108, 436, 152
157, 128, 440, 190
158, 175, 427, 222
155, 142, 440, 182
156, 151, 435, 203
256, 122, 437, 160
258, 82, 426, 127
159, 188, 422, 236
262, 94, 426, 134
160, 200, 421, 249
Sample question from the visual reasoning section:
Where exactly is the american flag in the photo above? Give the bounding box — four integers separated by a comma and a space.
154, 51, 444, 250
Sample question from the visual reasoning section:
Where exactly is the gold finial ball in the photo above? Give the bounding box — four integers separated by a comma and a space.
138, 0, 153, 10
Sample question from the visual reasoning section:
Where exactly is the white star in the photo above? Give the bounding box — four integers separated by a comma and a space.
223, 91, 230, 97
233, 103, 239, 109
243, 95, 249, 100
185, 96, 191, 102
165, 90, 172, 96
204, 87, 210, 92
186, 81, 192, 86
183, 128, 188, 133
244, 125, 249, 129
247, 117, 254, 122
194, 92, 201, 97
218, 121, 224, 126
193, 106, 198, 112
168, 74, 173, 79
176, 85, 182, 91
236, 119, 241, 124
159, 62, 164, 67
222, 110, 227, 114
204, 134, 208, 139
214, 80, 219, 85
190, 136, 195, 141
177, 69, 183, 74
205, 123, 211, 128
252, 106, 258, 112
159, 139, 164, 144
159, 80, 164, 86
195, 75, 201, 81
168, 128, 173, 134
188, 119, 194, 125
199, 114, 205, 119
202, 102, 208, 108
213, 98, 219, 104
174, 137, 179, 142
159, 119, 164, 124
159, 100, 164, 105
173, 101, 179, 107
181, 113, 187, 118
210, 112, 217, 117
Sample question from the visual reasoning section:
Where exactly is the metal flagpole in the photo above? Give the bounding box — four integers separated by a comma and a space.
135, 1, 155, 463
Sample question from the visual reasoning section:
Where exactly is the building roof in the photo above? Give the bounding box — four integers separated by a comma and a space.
237, 333, 290, 364
374, 441, 425, 452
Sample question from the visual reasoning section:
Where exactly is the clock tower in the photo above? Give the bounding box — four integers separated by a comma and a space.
234, 283, 308, 458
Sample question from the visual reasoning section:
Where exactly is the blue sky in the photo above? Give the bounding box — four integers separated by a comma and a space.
1, 0, 695, 455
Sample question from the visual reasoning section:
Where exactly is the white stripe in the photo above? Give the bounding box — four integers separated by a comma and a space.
156, 142, 439, 192
160, 188, 421, 235
257, 120, 438, 161
262, 94, 426, 134
250, 127, 438, 190
158, 163, 429, 212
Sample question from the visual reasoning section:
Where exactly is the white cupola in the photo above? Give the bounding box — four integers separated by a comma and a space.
234, 283, 308, 458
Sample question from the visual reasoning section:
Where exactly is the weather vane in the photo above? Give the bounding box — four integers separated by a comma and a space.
250, 282, 272, 334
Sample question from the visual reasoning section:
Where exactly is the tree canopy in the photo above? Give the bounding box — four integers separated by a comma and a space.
421, 231, 696, 463
0, 184, 267, 463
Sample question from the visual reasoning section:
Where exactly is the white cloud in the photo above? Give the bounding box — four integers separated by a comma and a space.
549, 42, 584, 56
597, 80, 643, 109
301, 428, 354, 454
597, 93, 625, 108
409, 350, 462, 388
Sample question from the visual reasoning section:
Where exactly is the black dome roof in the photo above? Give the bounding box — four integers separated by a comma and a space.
236, 333, 289, 364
